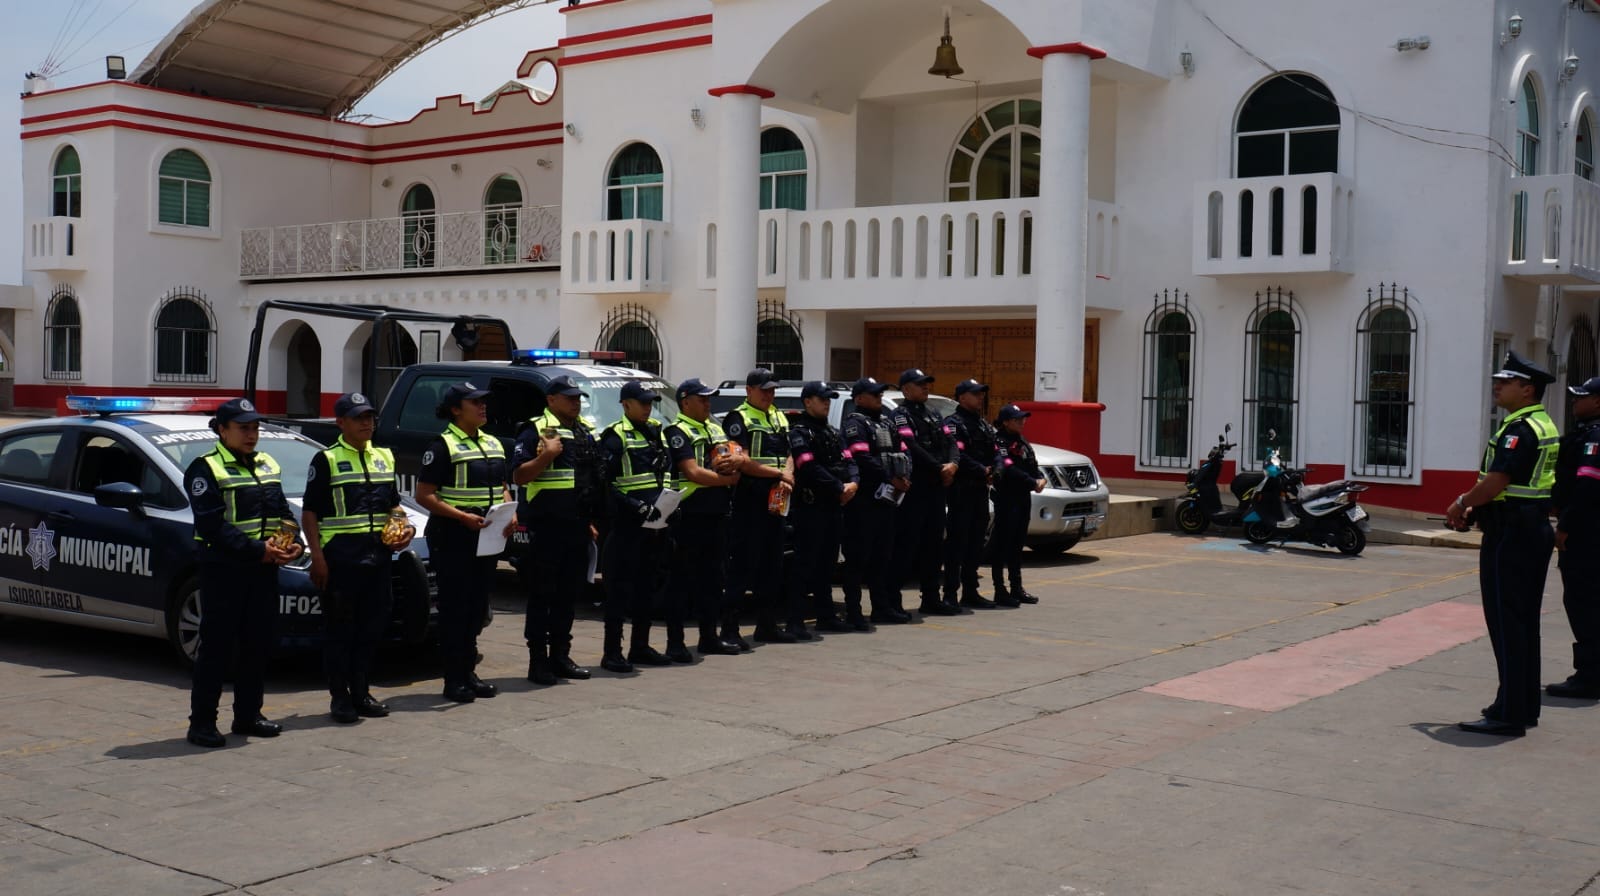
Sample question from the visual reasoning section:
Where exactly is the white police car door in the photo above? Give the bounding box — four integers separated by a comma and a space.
0, 429, 68, 622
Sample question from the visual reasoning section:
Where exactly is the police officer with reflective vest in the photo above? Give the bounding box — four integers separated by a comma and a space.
1548, 375, 1600, 700
788, 381, 859, 637
414, 382, 511, 704
598, 380, 676, 673
185, 398, 302, 749
722, 368, 797, 645
891, 369, 961, 617
943, 379, 1000, 609
841, 377, 912, 627
992, 404, 1046, 607
664, 377, 744, 656
512, 375, 604, 684
302, 392, 413, 724
1446, 351, 1559, 737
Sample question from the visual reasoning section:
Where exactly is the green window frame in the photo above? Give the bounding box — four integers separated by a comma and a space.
157, 149, 211, 227
53, 146, 81, 218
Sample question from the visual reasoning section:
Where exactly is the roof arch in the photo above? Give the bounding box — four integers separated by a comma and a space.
132, 0, 559, 116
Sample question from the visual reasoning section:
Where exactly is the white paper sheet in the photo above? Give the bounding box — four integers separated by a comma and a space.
642, 488, 682, 530
474, 502, 520, 557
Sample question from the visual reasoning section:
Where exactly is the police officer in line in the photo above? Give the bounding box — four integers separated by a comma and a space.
185, 398, 303, 749
992, 404, 1046, 608
302, 392, 413, 723
513, 375, 605, 684
598, 380, 678, 672
891, 368, 961, 617
413, 382, 511, 704
943, 379, 1000, 609
1547, 375, 1600, 700
1445, 351, 1559, 737
722, 368, 797, 645
664, 377, 745, 656
840, 377, 912, 627
787, 381, 860, 637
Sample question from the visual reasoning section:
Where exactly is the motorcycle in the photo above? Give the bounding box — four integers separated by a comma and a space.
1175, 424, 1267, 534
1241, 443, 1371, 555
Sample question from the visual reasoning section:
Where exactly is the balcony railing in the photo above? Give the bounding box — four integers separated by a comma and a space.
567, 219, 672, 293
25, 217, 85, 272
1502, 173, 1600, 284
1193, 173, 1354, 276
239, 206, 561, 280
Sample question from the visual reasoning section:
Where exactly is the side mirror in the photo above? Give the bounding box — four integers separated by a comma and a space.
94, 481, 146, 514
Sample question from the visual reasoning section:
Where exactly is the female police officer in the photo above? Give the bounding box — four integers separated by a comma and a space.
414, 382, 512, 704
186, 398, 302, 749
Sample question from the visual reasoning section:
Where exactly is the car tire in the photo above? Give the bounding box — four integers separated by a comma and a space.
1175, 500, 1209, 535
1244, 521, 1276, 545
166, 576, 202, 668
1029, 537, 1080, 556
1335, 522, 1366, 556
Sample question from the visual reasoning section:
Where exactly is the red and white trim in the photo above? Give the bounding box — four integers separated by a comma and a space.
1027, 42, 1108, 61
707, 85, 776, 100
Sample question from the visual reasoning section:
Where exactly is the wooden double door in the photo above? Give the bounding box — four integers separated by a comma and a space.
863, 320, 1099, 413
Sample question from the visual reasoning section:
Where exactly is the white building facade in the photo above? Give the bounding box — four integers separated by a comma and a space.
15, 0, 1600, 513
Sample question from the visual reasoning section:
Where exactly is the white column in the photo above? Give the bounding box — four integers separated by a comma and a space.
1033, 49, 1094, 402
713, 89, 763, 382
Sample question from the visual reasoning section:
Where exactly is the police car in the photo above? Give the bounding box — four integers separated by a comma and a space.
0, 397, 434, 664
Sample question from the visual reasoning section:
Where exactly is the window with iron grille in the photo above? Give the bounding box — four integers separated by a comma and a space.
1353, 285, 1417, 478
153, 290, 215, 383
1241, 288, 1300, 470
1139, 291, 1195, 468
1565, 315, 1597, 430
757, 300, 803, 380
45, 285, 81, 380
597, 304, 663, 375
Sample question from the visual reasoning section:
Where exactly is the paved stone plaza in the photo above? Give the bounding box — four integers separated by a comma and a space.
3, 532, 1599, 895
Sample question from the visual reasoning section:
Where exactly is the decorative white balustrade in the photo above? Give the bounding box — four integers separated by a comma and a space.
1192, 173, 1354, 276
567, 220, 672, 293
25, 217, 85, 273
1501, 173, 1600, 284
239, 206, 561, 279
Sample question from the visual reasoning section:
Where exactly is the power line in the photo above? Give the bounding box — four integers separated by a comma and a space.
54, 0, 152, 78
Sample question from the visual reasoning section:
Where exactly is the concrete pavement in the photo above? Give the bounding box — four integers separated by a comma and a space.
3, 532, 1598, 895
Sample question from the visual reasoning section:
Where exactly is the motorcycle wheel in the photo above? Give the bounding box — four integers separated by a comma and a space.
1335, 522, 1366, 556
1176, 500, 1210, 534
1244, 521, 1277, 545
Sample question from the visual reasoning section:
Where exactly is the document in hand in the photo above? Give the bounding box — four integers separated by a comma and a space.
474, 502, 519, 557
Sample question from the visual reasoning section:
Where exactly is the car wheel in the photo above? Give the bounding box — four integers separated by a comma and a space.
1175, 500, 1209, 534
1244, 521, 1276, 545
166, 576, 202, 667
1029, 537, 1080, 556
1335, 522, 1366, 556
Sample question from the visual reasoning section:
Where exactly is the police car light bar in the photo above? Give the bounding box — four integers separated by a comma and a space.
511, 349, 628, 363
65, 396, 229, 415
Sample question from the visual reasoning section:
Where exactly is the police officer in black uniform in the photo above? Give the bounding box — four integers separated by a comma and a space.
665, 377, 744, 657
185, 398, 302, 748
1548, 375, 1600, 700
598, 380, 675, 673
891, 369, 960, 617
302, 393, 413, 724
943, 379, 999, 609
841, 377, 912, 627
722, 368, 796, 645
788, 381, 859, 637
414, 382, 511, 704
992, 404, 1047, 607
1446, 351, 1559, 737
513, 375, 604, 684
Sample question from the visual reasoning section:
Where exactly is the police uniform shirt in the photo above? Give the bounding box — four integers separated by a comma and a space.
722, 405, 791, 497
1484, 414, 1544, 497
665, 420, 732, 515
418, 428, 508, 511
186, 448, 293, 563
995, 432, 1041, 495
1556, 417, 1600, 535
892, 401, 957, 482
303, 441, 401, 553
841, 410, 898, 491
601, 416, 669, 515
512, 416, 601, 520
789, 415, 858, 502
945, 408, 998, 485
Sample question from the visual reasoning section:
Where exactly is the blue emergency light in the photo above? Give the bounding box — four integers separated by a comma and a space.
65, 396, 226, 415
515, 348, 581, 360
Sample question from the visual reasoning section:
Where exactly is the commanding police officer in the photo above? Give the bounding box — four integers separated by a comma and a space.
841, 377, 912, 627
1446, 351, 1559, 737
185, 398, 302, 748
992, 404, 1047, 607
1548, 375, 1600, 700
723, 368, 797, 645
891, 368, 960, 617
598, 380, 675, 673
788, 381, 859, 637
665, 377, 744, 657
513, 375, 604, 684
414, 382, 510, 704
302, 392, 412, 724
943, 379, 999, 609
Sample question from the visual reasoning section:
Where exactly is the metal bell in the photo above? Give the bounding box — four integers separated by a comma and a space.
928, 15, 964, 78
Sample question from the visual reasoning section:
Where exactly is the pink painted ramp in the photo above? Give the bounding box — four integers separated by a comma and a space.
1143, 600, 1484, 712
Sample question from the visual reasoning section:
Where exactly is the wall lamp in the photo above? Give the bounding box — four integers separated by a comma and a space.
535, 158, 553, 169
1394, 35, 1431, 52
1501, 13, 1523, 47
449, 162, 462, 173
1563, 54, 1582, 83
690, 106, 704, 129
105, 55, 126, 80
564, 122, 579, 140
1179, 49, 1195, 78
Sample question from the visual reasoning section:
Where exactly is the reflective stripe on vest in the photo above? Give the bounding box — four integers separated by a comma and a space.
523, 409, 581, 501
316, 439, 397, 544
604, 417, 664, 494
197, 445, 282, 542
1481, 404, 1559, 501
670, 414, 727, 500
735, 401, 788, 468
435, 423, 506, 509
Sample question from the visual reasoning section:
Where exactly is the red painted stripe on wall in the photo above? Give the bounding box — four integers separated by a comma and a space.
559, 34, 712, 67
559, 13, 712, 47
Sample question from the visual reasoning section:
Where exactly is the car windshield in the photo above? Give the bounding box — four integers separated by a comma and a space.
148, 427, 326, 498
880, 393, 959, 418
574, 377, 682, 428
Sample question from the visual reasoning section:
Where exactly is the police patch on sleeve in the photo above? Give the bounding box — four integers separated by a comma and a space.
1503, 434, 1520, 450
670, 434, 685, 449
191, 476, 208, 496
1586, 443, 1599, 456
727, 422, 744, 437
422, 450, 435, 465
306, 464, 315, 481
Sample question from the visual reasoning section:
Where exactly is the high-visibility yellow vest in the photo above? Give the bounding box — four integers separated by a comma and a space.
195, 445, 283, 542
1481, 404, 1559, 501
733, 401, 788, 469
315, 437, 396, 544
434, 423, 506, 509
670, 414, 728, 501
603, 416, 666, 495
522, 408, 594, 501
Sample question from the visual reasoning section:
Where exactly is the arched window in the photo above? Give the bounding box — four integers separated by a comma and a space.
44, 285, 81, 380
1565, 315, 1598, 429
402, 184, 436, 269
946, 99, 1042, 202
1242, 292, 1300, 468
1512, 76, 1542, 261
757, 302, 804, 379
1354, 288, 1418, 477
157, 149, 211, 227
1235, 74, 1339, 178
606, 143, 664, 221
1140, 301, 1195, 467
597, 303, 663, 375
484, 175, 523, 265
1577, 109, 1596, 181
760, 128, 807, 211
153, 291, 215, 382
52, 146, 81, 218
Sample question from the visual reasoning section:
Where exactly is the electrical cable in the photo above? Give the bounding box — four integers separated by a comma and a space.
54, 0, 152, 78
